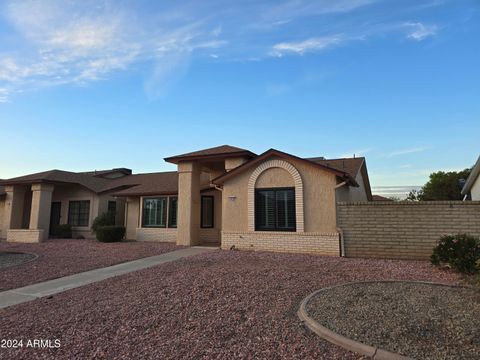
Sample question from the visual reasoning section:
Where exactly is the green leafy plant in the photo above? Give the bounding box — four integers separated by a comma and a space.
91, 212, 115, 234
431, 234, 480, 274
407, 168, 471, 201
51, 224, 72, 238
95, 226, 126, 243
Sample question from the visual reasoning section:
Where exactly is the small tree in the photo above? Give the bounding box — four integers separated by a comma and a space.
406, 189, 423, 201
91, 212, 115, 234
408, 169, 471, 201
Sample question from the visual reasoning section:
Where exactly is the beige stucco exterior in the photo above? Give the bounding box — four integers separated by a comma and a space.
177, 162, 201, 246
471, 176, 480, 201
336, 169, 369, 203
1, 183, 125, 241
50, 184, 124, 239
0, 198, 5, 238
1, 147, 370, 254
222, 156, 338, 234
123, 189, 222, 244
219, 155, 341, 255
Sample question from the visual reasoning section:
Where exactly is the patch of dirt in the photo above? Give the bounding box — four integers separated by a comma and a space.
306, 282, 480, 359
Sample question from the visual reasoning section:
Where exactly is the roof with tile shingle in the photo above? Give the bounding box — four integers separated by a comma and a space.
0, 170, 111, 193
165, 145, 256, 164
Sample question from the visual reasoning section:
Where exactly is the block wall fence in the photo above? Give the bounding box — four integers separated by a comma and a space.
337, 201, 480, 260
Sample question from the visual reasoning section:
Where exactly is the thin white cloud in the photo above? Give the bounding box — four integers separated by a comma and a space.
0, 88, 11, 103
0, 0, 227, 100
271, 35, 343, 56
339, 148, 372, 158
383, 147, 429, 158
0, 0, 450, 101
403, 22, 438, 41
263, 0, 375, 21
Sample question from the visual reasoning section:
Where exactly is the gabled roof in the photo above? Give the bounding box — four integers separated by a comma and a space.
461, 155, 480, 196
104, 172, 179, 196
307, 157, 364, 179
108, 171, 212, 197
165, 145, 256, 164
81, 168, 132, 178
308, 156, 372, 201
0, 170, 110, 193
212, 148, 358, 186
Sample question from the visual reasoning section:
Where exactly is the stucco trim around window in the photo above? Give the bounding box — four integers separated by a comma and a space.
247, 159, 304, 232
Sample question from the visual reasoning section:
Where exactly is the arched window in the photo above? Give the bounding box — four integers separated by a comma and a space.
247, 159, 304, 232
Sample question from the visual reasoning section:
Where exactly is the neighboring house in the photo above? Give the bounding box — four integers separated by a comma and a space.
461, 155, 480, 201
0, 145, 372, 255
371, 195, 394, 201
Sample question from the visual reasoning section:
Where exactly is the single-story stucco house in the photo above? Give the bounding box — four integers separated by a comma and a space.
462, 155, 480, 201
0, 145, 372, 255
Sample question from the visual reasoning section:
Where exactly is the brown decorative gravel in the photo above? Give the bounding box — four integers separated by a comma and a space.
0, 250, 461, 359
0, 252, 37, 269
0, 239, 181, 291
306, 282, 480, 360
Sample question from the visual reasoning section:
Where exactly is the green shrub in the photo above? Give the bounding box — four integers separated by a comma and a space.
431, 234, 480, 274
95, 226, 126, 243
51, 224, 72, 238
91, 212, 115, 234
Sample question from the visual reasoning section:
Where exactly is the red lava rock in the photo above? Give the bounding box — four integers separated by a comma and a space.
0, 239, 181, 290
0, 250, 460, 359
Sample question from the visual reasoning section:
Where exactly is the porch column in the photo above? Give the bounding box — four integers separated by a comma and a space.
3, 185, 26, 231
29, 183, 54, 241
177, 161, 200, 246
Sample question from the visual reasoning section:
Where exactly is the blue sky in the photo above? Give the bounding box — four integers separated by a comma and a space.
0, 0, 478, 190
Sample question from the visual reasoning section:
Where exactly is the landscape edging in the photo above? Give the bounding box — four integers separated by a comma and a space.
297, 280, 466, 360
0, 251, 39, 271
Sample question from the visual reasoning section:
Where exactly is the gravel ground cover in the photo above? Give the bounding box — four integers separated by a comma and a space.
0, 239, 181, 291
0, 250, 460, 360
306, 282, 480, 360
0, 252, 37, 269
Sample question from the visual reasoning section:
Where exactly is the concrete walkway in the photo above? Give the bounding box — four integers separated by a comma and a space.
0, 246, 216, 310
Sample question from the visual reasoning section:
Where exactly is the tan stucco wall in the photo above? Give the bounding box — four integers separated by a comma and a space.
0, 199, 5, 238
177, 161, 201, 245
124, 189, 222, 244
225, 156, 250, 172
97, 195, 126, 226
125, 197, 140, 239
471, 176, 480, 201
4, 185, 27, 231
199, 189, 222, 244
29, 183, 54, 241
125, 195, 180, 242
335, 169, 369, 203
222, 156, 338, 233
51, 185, 98, 238
255, 167, 295, 188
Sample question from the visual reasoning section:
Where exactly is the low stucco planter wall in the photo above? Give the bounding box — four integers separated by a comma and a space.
6, 229, 45, 243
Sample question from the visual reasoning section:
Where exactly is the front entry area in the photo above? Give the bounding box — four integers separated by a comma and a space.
49, 202, 61, 235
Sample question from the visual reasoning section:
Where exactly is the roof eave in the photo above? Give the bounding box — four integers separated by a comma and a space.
111, 191, 178, 197
164, 150, 256, 164
212, 148, 352, 185
0, 179, 102, 194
